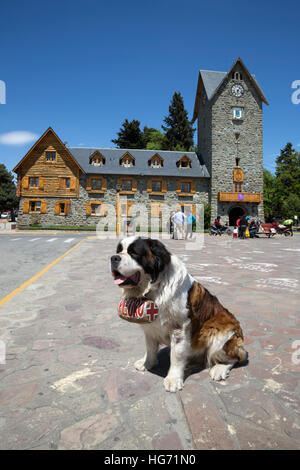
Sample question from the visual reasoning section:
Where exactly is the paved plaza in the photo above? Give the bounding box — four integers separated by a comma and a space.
0, 233, 299, 450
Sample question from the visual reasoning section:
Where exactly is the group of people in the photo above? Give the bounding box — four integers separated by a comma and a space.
235, 215, 259, 239
214, 215, 259, 239
169, 208, 196, 240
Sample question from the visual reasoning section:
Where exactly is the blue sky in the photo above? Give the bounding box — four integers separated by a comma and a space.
1, 0, 300, 175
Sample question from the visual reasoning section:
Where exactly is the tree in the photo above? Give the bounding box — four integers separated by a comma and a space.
111, 119, 144, 149
142, 127, 166, 150
275, 143, 300, 199
162, 92, 195, 151
0, 164, 18, 220
281, 193, 300, 220
263, 169, 277, 221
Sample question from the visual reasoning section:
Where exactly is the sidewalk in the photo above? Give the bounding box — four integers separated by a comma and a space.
0, 235, 299, 449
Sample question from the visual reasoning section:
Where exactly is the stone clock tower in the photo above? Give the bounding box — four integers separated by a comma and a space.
192, 57, 268, 225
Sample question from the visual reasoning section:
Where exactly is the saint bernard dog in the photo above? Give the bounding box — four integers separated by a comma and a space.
111, 236, 247, 392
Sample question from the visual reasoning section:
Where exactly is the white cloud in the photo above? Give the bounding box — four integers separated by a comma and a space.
0, 131, 38, 146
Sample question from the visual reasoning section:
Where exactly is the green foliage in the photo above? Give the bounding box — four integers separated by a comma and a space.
281, 193, 300, 219
264, 143, 300, 221
204, 202, 211, 229
263, 169, 277, 221
142, 127, 166, 150
111, 119, 144, 149
162, 92, 195, 151
0, 163, 18, 215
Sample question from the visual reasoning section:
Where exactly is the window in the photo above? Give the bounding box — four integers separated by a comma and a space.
90, 152, 105, 166
59, 203, 65, 214
176, 156, 192, 168
65, 178, 70, 188
30, 200, 41, 212
181, 182, 191, 193
121, 179, 132, 191
148, 154, 163, 168
54, 201, 71, 215
91, 178, 102, 190
232, 72, 242, 80
120, 153, 135, 167
46, 151, 56, 162
29, 177, 39, 187
234, 182, 243, 193
91, 203, 106, 216
152, 180, 162, 192
233, 107, 243, 120
235, 158, 240, 167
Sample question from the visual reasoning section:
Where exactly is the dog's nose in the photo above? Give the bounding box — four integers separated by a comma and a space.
111, 255, 121, 268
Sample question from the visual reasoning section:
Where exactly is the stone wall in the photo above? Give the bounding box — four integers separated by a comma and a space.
17, 174, 209, 229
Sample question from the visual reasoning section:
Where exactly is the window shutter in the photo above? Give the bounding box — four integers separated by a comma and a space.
70, 177, 76, 190
54, 202, 60, 215
162, 180, 167, 193
39, 177, 44, 190
23, 176, 29, 189
147, 179, 152, 192
100, 203, 107, 216
59, 178, 65, 190
23, 200, 30, 213
176, 180, 181, 193
191, 181, 196, 193
86, 177, 91, 191
65, 201, 71, 215
101, 177, 107, 191
132, 179, 137, 192
40, 201, 47, 214
86, 202, 92, 216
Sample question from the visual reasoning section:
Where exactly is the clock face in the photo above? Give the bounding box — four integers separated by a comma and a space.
232, 84, 244, 97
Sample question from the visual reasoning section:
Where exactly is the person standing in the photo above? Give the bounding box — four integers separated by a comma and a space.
239, 215, 248, 239
236, 216, 241, 238
185, 208, 196, 239
172, 209, 185, 240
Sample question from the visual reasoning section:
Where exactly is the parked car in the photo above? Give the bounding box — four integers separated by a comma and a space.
1, 212, 9, 219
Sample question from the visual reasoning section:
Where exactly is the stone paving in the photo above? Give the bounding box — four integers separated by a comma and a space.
0, 234, 299, 450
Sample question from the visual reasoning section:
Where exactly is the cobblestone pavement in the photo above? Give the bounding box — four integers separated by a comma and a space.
0, 234, 299, 450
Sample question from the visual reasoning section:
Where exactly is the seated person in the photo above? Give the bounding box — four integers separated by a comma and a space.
214, 216, 222, 228
249, 219, 258, 238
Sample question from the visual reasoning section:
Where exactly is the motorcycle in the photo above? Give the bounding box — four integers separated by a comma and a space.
275, 225, 293, 237
210, 223, 233, 236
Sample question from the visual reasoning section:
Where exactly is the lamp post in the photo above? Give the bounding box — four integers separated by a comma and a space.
116, 183, 121, 237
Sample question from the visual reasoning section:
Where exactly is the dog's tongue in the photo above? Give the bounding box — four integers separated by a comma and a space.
114, 274, 127, 285
114, 273, 138, 285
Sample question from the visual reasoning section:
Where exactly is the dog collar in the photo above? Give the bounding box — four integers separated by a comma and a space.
118, 298, 159, 324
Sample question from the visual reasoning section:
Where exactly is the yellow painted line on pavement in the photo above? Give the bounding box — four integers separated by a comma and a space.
0, 237, 87, 308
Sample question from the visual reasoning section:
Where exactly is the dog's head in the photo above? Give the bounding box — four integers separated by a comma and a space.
111, 236, 171, 291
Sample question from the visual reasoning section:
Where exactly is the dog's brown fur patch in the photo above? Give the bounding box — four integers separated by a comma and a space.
187, 281, 246, 362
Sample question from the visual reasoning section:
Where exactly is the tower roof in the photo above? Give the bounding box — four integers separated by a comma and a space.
192, 57, 269, 122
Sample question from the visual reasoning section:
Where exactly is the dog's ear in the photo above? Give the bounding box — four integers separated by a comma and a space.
146, 239, 171, 283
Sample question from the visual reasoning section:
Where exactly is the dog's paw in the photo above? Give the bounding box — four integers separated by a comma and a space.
134, 357, 158, 372
163, 376, 184, 393
209, 364, 231, 381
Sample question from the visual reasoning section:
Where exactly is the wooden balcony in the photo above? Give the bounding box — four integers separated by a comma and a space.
218, 192, 262, 203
